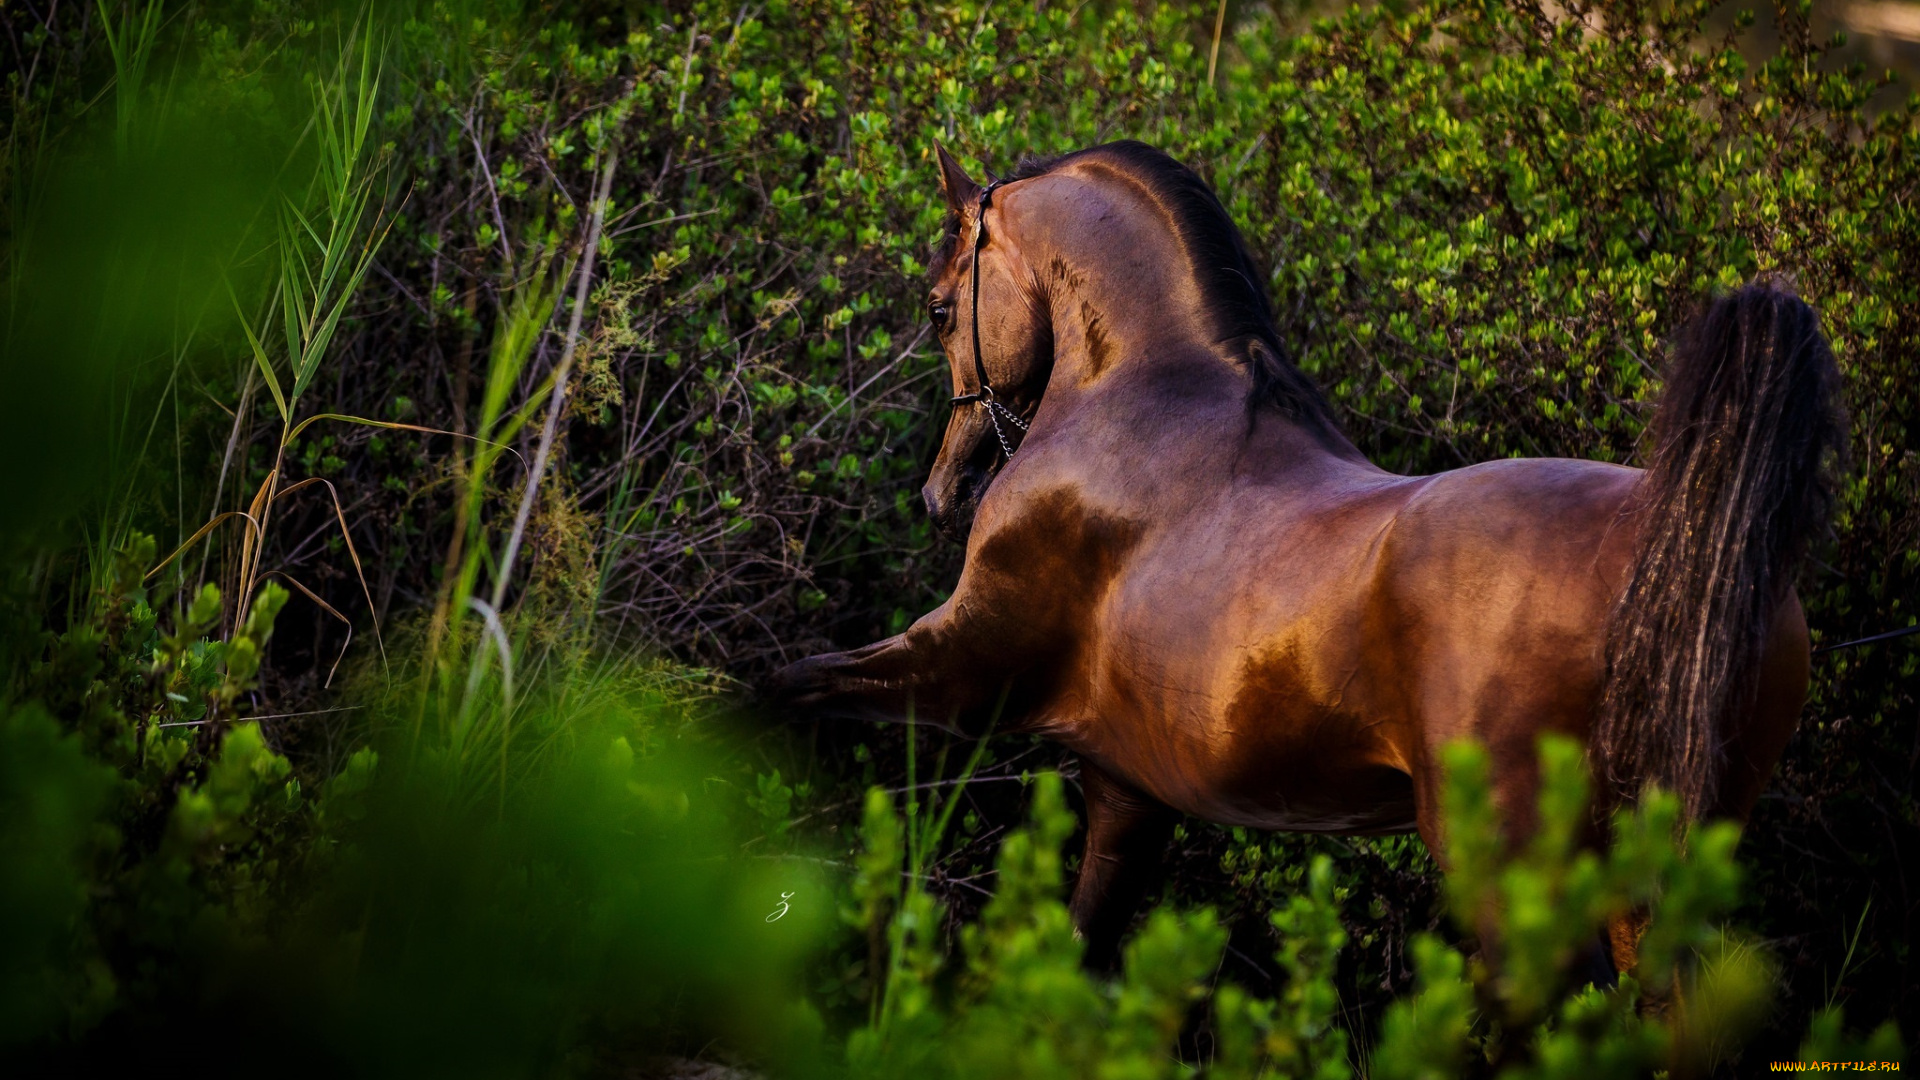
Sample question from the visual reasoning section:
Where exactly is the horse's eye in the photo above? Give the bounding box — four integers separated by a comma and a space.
928, 301, 950, 328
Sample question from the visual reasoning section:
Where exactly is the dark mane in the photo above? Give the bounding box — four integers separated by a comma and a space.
930, 140, 1338, 433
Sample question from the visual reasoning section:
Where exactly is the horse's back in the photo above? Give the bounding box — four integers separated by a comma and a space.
1046, 448, 1791, 835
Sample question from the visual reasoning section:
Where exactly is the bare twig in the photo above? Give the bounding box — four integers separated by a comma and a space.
156, 705, 365, 729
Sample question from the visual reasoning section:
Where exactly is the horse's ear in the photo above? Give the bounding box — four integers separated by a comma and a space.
935, 142, 982, 214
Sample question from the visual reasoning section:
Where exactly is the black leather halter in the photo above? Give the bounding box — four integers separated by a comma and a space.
948, 180, 1030, 459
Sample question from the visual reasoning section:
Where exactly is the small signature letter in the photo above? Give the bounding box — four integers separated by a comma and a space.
765, 891, 795, 923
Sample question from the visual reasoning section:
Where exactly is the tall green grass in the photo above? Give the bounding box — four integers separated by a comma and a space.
170, 20, 396, 668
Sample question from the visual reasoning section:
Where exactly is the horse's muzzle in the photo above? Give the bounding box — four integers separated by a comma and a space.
762, 655, 833, 712
924, 462, 989, 541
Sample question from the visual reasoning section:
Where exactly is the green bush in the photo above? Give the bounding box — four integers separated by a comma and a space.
2, 576, 828, 1073
840, 738, 1903, 1078
0, 703, 116, 1045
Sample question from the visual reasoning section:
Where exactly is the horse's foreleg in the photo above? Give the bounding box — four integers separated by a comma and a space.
1070, 757, 1177, 973
765, 601, 1008, 730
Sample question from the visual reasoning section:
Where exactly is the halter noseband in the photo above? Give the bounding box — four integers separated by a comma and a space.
948, 180, 1031, 460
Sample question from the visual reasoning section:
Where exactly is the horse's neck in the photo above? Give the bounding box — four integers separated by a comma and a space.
1011, 181, 1366, 469
1040, 262, 1342, 458
1038, 325, 1362, 497
1043, 264, 1215, 386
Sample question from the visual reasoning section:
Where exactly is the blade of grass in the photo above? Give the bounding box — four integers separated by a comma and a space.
261, 570, 353, 686
903, 708, 917, 888
415, 246, 567, 743
97, 0, 163, 156
284, 413, 523, 466
278, 212, 311, 382
1824, 899, 1873, 1011
228, 281, 288, 423
921, 708, 1001, 861
144, 510, 262, 580
1207, 0, 1228, 86
273, 475, 386, 669
201, 365, 258, 591
235, 459, 281, 630
465, 595, 515, 722
293, 248, 378, 401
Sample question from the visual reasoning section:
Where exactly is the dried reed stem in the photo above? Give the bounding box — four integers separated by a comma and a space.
490, 148, 620, 611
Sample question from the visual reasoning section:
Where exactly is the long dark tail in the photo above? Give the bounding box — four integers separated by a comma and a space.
1593, 284, 1846, 818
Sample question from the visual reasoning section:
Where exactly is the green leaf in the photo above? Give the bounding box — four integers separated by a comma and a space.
228, 281, 288, 423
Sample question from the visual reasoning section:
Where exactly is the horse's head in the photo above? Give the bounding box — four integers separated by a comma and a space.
921, 145, 1052, 541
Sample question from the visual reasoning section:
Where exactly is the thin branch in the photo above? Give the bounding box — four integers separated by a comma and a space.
156, 705, 364, 729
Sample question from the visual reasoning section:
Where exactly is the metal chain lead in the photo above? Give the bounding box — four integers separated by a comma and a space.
983, 396, 1029, 459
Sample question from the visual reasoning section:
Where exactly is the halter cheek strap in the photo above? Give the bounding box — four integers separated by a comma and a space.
948, 180, 1030, 459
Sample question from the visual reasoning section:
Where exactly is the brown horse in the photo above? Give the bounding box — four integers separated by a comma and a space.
771, 140, 1844, 972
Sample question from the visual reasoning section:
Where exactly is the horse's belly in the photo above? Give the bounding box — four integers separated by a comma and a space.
1073, 717, 1420, 836
1193, 761, 1419, 835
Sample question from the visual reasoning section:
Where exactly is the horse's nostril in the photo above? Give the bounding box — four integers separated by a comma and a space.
958, 460, 991, 502
925, 462, 990, 540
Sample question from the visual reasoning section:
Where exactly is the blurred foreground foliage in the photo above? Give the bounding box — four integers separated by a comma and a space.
3, 534, 831, 1075
1, 0, 1915, 1074
834, 739, 1902, 1078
